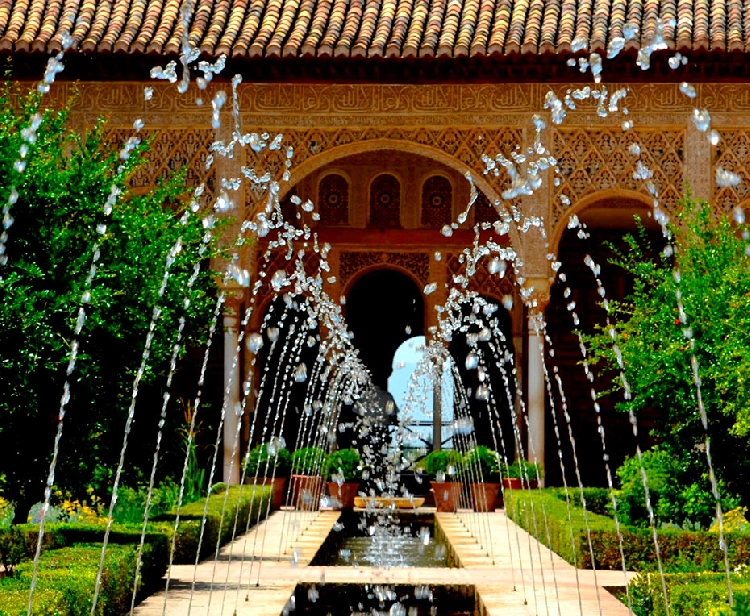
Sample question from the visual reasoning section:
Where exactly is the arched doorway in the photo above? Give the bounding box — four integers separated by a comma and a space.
345, 269, 425, 388
546, 196, 663, 487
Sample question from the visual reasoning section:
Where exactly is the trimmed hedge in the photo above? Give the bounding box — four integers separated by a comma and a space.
152, 485, 271, 564
506, 489, 750, 572
629, 572, 750, 616
0, 543, 142, 616
0, 485, 272, 614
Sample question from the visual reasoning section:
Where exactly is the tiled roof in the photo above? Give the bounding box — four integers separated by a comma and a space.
0, 0, 748, 59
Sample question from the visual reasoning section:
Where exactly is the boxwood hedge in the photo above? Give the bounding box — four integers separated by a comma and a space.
0, 485, 271, 615
506, 488, 750, 572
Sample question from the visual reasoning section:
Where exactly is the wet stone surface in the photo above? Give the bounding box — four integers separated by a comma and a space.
310, 511, 452, 568
290, 582, 475, 615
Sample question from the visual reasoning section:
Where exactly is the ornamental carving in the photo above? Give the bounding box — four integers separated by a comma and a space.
318, 173, 350, 226
714, 130, 750, 211
104, 127, 215, 195
244, 126, 523, 199
421, 175, 453, 227
48, 83, 750, 121
340, 252, 430, 290
552, 128, 684, 226
369, 174, 402, 228
446, 253, 515, 301
252, 247, 322, 316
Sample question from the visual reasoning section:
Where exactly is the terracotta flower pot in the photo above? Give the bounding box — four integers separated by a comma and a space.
290, 474, 323, 511
469, 482, 501, 512
503, 478, 538, 490
244, 476, 288, 510
326, 481, 360, 509
431, 481, 462, 512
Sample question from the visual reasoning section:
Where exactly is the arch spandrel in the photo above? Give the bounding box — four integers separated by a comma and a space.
549, 189, 655, 256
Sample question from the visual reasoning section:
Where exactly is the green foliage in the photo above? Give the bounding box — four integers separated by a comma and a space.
464, 446, 500, 482
585, 198, 750, 507
0, 543, 155, 616
0, 497, 13, 527
111, 481, 180, 525
629, 572, 750, 616
152, 485, 271, 563
507, 488, 750, 572
291, 447, 326, 476
617, 448, 739, 528
505, 459, 543, 480
0, 527, 24, 576
422, 449, 464, 479
0, 86, 222, 516
245, 443, 292, 478
555, 487, 614, 517
324, 448, 362, 482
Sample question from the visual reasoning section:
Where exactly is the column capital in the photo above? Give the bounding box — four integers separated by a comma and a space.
522, 275, 551, 313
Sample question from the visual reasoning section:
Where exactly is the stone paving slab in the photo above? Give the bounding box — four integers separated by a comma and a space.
436, 511, 633, 616
134, 508, 634, 616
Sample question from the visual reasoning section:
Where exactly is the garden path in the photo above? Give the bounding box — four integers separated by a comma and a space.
133, 509, 633, 615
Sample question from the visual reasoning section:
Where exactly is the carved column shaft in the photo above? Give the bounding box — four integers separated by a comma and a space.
223, 295, 243, 485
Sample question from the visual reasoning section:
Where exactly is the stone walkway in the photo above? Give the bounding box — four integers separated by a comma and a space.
134, 508, 634, 616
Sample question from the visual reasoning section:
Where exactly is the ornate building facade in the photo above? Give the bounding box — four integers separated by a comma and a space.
7, 0, 750, 483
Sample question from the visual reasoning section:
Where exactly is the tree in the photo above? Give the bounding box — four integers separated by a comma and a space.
586, 198, 750, 508
0, 86, 222, 520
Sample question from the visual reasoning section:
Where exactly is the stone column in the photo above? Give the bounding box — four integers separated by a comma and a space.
223, 295, 243, 485
432, 361, 442, 452
524, 276, 550, 481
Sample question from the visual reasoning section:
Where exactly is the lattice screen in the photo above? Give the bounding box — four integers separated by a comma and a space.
714, 130, 750, 211
552, 128, 684, 226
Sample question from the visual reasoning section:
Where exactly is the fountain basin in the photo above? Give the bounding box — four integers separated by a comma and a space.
310, 511, 454, 568
353, 496, 425, 509
289, 582, 476, 615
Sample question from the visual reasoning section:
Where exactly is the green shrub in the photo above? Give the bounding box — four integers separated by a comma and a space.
507, 489, 750, 572
245, 444, 292, 478
505, 459, 543, 480
111, 481, 180, 525
464, 446, 500, 482
324, 448, 362, 482
629, 572, 750, 616
421, 450, 463, 479
0, 543, 147, 616
554, 487, 615, 517
154, 485, 271, 563
617, 448, 684, 527
291, 447, 326, 476
0, 527, 24, 575
616, 448, 739, 529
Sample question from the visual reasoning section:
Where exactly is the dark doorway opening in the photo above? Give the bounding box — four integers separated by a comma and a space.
345, 269, 425, 389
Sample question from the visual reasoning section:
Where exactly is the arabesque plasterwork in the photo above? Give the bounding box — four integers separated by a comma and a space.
77, 80, 746, 257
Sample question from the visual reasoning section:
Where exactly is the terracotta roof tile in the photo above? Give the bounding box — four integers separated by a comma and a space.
487, 0, 511, 55
2, 0, 750, 60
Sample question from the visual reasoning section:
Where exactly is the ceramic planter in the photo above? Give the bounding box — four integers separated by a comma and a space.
326, 481, 360, 509
469, 482, 501, 512
244, 476, 288, 510
290, 474, 323, 511
431, 481, 462, 512
503, 478, 538, 490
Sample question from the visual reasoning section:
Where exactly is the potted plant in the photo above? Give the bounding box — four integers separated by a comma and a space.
421, 449, 464, 512
244, 443, 292, 510
290, 446, 326, 510
504, 459, 543, 490
324, 448, 362, 509
464, 446, 501, 512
